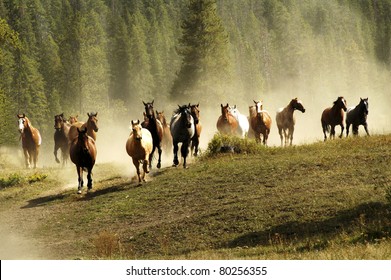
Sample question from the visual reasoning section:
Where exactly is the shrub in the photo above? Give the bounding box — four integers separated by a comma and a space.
0, 173, 23, 188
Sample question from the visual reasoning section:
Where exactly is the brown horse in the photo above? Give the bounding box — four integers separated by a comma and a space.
276, 98, 306, 146
216, 104, 238, 135
70, 127, 97, 194
156, 110, 173, 153
17, 114, 42, 168
142, 100, 163, 169
249, 100, 272, 145
54, 113, 71, 165
68, 115, 79, 124
68, 112, 99, 143
321, 96, 347, 141
190, 103, 202, 156
126, 120, 153, 183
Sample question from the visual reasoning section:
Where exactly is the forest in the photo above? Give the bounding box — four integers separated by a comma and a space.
0, 0, 391, 146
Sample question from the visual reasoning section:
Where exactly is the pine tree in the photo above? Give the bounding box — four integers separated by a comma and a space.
170, 0, 232, 104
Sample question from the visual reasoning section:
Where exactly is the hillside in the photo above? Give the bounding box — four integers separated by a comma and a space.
0, 134, 390, 259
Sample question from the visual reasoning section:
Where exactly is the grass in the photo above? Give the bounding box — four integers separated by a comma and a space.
0, 135, 390, 259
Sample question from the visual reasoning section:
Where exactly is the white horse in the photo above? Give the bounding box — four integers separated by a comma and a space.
228, 105, 249, 138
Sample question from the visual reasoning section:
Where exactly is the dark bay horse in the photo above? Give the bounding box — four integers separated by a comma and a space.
190, 103, 202, 156
216, 104, 238, 135
276, 98, 306, 146
17, 114, 42, 168
142, 100, 163, 169
68, 112, 99, 143
321, 96, 347, 141
346, 98, 369, 137
170, 105, 195, 168
249, 100, 272, 145
70, 127, 97, 194
54, 113, 71, 165
156, 110, 172, 153
126, 120, 153, 183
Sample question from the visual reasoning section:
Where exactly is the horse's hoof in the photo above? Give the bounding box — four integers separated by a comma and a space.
77, 190, 82, 194
55, 159, 60, 164
172, 164, 178, 167
157, 163, 161, 169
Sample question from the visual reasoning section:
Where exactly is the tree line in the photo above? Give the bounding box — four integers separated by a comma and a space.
0, 0, 390, 146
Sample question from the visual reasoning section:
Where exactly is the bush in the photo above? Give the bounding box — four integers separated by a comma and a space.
0, 173, 23, 188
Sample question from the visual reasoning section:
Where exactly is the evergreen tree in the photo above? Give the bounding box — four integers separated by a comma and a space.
170, 0, 232, 104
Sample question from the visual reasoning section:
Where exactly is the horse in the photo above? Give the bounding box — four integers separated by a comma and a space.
53, 113, 71, 165
126, 120, 153, 183
346, 98, 369, 137
142, 100, 163, 169
68, 112, 99, 143
249, 100, 272, 145
68, 115, 79, 124
228, 105, 249, 138
190, 103, 202, 156
170, 105, 195, 168
216, 104, 239, 135
69, 127, 97, 194
17, 114, 42, 169
156, 110, 173, 153
321, 96, 347, 141
276, 98, 306, 146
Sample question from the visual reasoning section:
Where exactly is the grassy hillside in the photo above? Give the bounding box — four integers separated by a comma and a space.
0, 135, 391, 259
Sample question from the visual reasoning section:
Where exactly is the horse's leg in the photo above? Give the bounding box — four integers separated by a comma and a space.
339, 124, 345, 138
77, 166, 83, 194
283, 128, 288, 146
149, 145, 156, 169
87, 168, 93, 191
181, 140, 190, 168
278, 127, 283, 146
24, 149, 31, 169
289, 127, 294, 146
346, 122, 351, 137
32, 149, 38, 169
133, 158, 141, 183
330, 126, 336, 139
54, 142, 60, 164
322, 122, 328, 141
364, 123, 370, 136
142, 158, 149, 182
156, 144, 162, 169
352, 124, 359, 136
172, 141, 179, 167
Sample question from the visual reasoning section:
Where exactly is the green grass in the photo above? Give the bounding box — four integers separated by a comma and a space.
0, 135, 390, 259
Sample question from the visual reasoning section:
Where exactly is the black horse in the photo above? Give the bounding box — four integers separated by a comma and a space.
142, 100, 163, 168
346, 98, 369, 137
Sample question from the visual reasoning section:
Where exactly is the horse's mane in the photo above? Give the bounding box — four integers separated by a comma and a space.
173, 105, 188, 115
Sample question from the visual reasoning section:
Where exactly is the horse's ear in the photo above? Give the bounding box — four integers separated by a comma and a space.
221, 104, 223, 108
87, 112, 91, 117
137, 119, 140, 125
94, 112, 98, 116
178, 105, 181, 109
151, 100, 154, 105
197, 103, 199, 107
253, 100, 257, 104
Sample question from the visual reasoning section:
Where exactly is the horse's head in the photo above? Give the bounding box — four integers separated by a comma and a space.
143, 100, 155, 119
17, 114, 27, 133
87, 112, 99, 132
156, 110, 167, 126
190, 104, 200, 124
335, 97, 347, 112
228, 105, 238, 117
221, 103, 230, 120
68, 115, 78, 124
77, 127, 89, 152
360, 98, 369, 115
131, 120, 143, 141
177, 105, 193, 128
253, 100, 263, 116
54, 113, 65, 130
291, 98, 306, 113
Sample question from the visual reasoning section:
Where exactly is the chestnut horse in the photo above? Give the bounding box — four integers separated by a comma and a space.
70, 127, 97, 194
276, 98, 306, 146
17, 114, 42, 168
126, 120, 153, 183
321, 96, 347, 141
54, 113, 71, 165
68, 112, 99, 143
156, 110, 172, 153
216, 104, 238, 135
249, 100, 272, 145
142, 100, 163, 169
190, 103, 202, 156
170, 105, 195, 168
346, 98, 369, 137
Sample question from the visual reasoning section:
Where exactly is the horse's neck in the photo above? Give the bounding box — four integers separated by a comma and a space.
331, 105, 343, 115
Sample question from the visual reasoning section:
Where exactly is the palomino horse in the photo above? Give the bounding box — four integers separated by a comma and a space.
216, 104, 238, 135
156, 110, 172, 153
249, 100, 272, 145
54, 113, 71, 165
170, 105, 195, 168
228, 105, 249, 138
142, 100, 163, 169
17, 114, 42, 168
70, 127, 97, 194
126, 120, 153, 183
68, 112, 99, 143
68, 115, 79, 124
190, 103, 202, 156
321, 96, 347, 141
346, 98, 370, 137
276, 98, 306, 146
